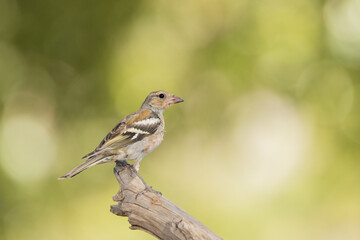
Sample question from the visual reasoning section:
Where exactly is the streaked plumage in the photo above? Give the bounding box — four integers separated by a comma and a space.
59, 90, 183, 179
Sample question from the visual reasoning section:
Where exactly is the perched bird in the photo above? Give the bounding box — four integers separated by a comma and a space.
59, 90, 183, 179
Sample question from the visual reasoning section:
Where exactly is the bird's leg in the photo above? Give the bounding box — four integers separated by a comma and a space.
133, 160, 140, 172
132, 164, 162, 199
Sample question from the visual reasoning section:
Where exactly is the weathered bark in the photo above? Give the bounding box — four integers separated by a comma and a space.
110, 161, 223, 240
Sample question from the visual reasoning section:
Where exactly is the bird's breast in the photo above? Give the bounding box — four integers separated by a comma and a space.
121, 133, 164, 160
143, 133, 164, 153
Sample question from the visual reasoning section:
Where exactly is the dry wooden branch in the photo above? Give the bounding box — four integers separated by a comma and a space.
110, 161, 223, 240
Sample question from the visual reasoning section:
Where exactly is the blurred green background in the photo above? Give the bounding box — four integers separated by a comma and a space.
0, 0, 359, 239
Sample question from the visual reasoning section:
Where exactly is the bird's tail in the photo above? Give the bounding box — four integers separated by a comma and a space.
58, 156, 105, 180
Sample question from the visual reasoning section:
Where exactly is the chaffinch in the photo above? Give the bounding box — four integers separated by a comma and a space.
59, 90, 183, 179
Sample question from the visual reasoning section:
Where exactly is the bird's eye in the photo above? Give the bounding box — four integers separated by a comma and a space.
159, 93, 165, 98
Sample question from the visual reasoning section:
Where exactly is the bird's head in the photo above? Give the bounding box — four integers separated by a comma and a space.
141, 90, 184, 113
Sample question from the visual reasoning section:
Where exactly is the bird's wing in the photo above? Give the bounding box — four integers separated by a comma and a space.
82, 109, 162, 159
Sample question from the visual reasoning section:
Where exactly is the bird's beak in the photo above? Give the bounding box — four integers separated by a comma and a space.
170, 95, 184, 104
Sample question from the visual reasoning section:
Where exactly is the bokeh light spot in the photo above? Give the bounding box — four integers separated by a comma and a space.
230, 90, 310, 195
324, 0, 360, 61
0, 116, 56, 182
